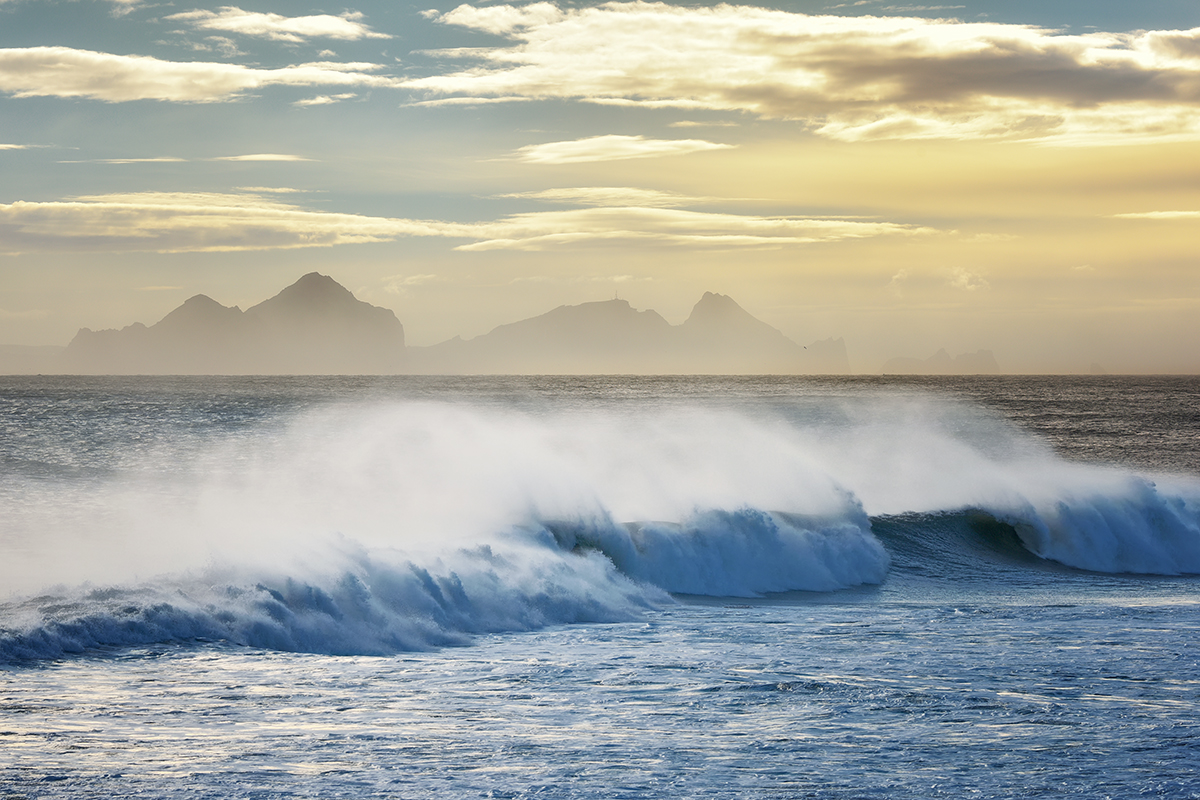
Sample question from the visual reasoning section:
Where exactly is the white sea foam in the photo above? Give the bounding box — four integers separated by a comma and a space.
2, 393, 1199, 661
0, 536, 665, 661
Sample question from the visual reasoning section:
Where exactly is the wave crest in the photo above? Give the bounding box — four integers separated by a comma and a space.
997, 477, 1200, 575
538, 505, 888, 596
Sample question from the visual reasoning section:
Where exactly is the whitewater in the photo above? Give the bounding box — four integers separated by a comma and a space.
1, 375, 1198, 798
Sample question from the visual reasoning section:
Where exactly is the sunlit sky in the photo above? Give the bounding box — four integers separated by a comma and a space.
2, 0, 1198, 372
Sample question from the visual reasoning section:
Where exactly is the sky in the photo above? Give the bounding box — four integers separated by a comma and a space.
1, 0, 1198, 373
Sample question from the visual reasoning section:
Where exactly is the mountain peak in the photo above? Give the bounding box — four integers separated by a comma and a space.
684, 291, 769, 331
245, 272, 380, 323
292, 272, 345, 293
154, 293, 241, 334
265, 272, 353, 304
64, 273, 405, 374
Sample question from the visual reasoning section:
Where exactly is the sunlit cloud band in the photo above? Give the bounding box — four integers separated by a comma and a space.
0, 191, 934, 253
165, 7, 390, 42
0, 47, 398, 102
513, 134, 733, 163
404, 2, 1200, 145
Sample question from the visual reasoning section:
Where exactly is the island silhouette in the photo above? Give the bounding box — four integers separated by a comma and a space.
0, 273, 1010, 375
25, 273, 847, 375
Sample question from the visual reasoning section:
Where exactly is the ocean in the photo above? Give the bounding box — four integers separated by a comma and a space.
1, 375, 1198, 798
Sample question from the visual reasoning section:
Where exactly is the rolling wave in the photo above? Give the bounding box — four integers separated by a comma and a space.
0, 506, 887, 661
2, 395, 1198, 661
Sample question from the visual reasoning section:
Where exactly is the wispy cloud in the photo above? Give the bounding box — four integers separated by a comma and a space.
948, 267, 989, 291
514, 135, 733, 164
57, 155, 312, 164
190, 36, 245, 58
211, 153, 314, 161
668, 120, 740, 128
293, 93, 357, 107
165, 7, 390, 43
405, 2, 1200, 145
234, 186, 311, 194
875, 5, 966, 12
104, 0, 143, 17
384, 273, 443, 295
454, 207, 931, 251
0, 143, 29, 150
1112, 210, 1200, 219
59, 156, 187, 164
499, 187, 711, 207
0, 47, 398, 102
0, 190, 935, 253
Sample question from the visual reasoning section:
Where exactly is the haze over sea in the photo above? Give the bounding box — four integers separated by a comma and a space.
2, 375, 1198, 798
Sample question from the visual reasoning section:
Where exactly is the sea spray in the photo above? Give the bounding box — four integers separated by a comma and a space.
4, 382, 1200, 663
0, 535, 666, 661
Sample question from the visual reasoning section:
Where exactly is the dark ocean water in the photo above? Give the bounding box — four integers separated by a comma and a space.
1, 375, 1197, 798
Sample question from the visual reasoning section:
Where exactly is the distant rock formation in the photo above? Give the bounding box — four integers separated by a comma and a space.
409, 297, 674, 374
407, 292, 849, 374
64, 273, 406, 374
881, 348, 999, 375
11, 276, 850, 375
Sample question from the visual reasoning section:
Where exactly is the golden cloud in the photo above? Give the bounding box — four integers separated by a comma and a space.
0, 47, 399, 102
498, 187, 711, 207
165, 7, 390, 43
404, 2, 1200, 145
0, 190, 934, 253
513, 134, 733, 163
1112, 210, 1200, 219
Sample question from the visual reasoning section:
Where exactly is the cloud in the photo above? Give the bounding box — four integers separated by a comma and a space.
451, 207, 932, 251
165, 7, 389, 43
1112, 210, 1200, 219
210, 153, 313, 161
0, 192, 443, 253
59, 156, 187, 164
234, 186, 311, 194
499, 187, 710, 207
384, 273, 443, 295
0, 47, 399, 102
293, 93, 357, 107
404, 2, 1200, 144
57, 155, 310, 163
0, 144, 28, 150
192, 36, 245, 58
876, 5, 965, 11
513, 135, 734, 164
0, 190, 935, 253
105, 0, 143, 16
948, 267, 989, 291
668, 120, 740, 128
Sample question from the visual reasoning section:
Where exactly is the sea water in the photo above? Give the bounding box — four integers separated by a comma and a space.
1, 375, 1197, 798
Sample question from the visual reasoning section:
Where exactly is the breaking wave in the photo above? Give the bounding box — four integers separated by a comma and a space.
2, 392, 1197, 661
